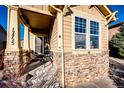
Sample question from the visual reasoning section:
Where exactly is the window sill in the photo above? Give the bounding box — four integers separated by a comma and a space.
72, 49, 102, 54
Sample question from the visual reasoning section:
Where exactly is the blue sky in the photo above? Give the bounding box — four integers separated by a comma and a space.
109, 5, 124, 25
0, 5, 7, 31
0, 5, 24, 40
0, 5, 124, 39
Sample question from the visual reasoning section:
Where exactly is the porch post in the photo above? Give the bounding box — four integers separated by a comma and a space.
3, 6, 21, 80
57, 12, 65, 87
6, 6, 20, 51
23, 25, 30, 51
29, 32, 36, 52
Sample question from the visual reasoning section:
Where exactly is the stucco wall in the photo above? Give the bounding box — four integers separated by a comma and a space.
109, 26, 120, 41
49, 17, 58, 51
63, 5, 108, 51
53, 5, 110, 87
24, 5, 49, 13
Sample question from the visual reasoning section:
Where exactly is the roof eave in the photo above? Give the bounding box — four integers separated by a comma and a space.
96, 5, 117, 22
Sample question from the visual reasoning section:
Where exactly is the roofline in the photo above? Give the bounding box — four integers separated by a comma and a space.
109, 22, 124, 29
96, 5, 117, 21
104, 5, 117, 21
107, 5, 113, 13
71, 5, 117, 22
0, 24, 7, 33
12, 5, 117, 23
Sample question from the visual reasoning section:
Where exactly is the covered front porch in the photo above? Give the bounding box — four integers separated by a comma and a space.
19, 5, 55, 55
3, 5, 64, 81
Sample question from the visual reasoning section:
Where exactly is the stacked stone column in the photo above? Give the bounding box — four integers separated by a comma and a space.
3, 6, 33, 80
3, 6, 21, 80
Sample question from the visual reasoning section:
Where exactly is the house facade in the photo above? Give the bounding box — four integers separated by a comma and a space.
109, 22, 124, 41
3, 5, 117, 87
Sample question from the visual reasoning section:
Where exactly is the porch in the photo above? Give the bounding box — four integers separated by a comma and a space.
3, 5, 64, 81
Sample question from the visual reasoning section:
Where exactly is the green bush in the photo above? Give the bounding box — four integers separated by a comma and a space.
109, 24, 124, 58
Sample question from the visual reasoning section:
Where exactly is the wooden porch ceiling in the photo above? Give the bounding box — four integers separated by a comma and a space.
20, 8, 55, 30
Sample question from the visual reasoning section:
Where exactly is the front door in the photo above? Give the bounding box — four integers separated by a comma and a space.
35, 36, 48, 55
35, 36, 44, 55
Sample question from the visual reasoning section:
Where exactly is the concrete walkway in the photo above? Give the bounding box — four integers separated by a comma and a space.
109, 57, 124, 88
110, 57, 124, 64
0, 70, 3, 80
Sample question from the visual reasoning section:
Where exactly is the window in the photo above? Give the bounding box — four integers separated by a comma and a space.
90, 20, 99, 49
19, 23, 24, 48
74, 16, 86, 49
73, 15, 100, 51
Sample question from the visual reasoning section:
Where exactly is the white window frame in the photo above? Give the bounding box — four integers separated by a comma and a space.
89, 18, 101, 50
72, 14, 101, 53
72, 14, 88, 51
74, 16, 87, 49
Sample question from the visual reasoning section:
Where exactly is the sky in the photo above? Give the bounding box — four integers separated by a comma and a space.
109, 5, 124, 25
0, 5, 7, 31
0, 5, 24, 40
0, 5, 124, 39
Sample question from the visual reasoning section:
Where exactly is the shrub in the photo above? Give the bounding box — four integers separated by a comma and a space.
109, 23, 124, 58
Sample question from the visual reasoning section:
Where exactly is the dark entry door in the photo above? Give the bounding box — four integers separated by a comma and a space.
35, 36, 44, 55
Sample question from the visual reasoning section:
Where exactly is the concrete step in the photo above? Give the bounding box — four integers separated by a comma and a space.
20, 60, 60, 88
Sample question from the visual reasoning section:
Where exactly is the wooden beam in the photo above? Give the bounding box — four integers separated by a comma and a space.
63, 5, 69, 15
94, 6, 106, 19
18, 9, 32, 30
103, 5, 117, 21
18, 9, 27, 24
105, 13, 112, 19
19, 5, 55, 17
106, 11, 118, 25
49, 5, 62, 13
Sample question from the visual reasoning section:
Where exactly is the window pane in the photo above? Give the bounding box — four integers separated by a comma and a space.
90, 20, 99, 35
90, 35, 99, 49
75, 33, 86, 49
75, 16, 86, 33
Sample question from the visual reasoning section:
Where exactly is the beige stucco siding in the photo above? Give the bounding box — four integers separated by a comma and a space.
109, 26, 120, 41
63, 15, 72, 51
71, 5, 104, 18
101, 19, 108, 50
63, 5, 108, 52
50, 18, 58, 51
26, 5, 49, 12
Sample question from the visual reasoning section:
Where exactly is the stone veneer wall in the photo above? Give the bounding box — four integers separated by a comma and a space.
3, 50, 109, 88
53, 51, 109, 88
53, 52, 62, 86
3, 51, 30, 80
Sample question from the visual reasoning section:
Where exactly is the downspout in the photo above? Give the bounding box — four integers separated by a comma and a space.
49, 5, 65, 88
